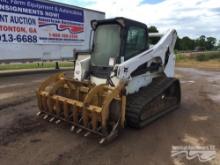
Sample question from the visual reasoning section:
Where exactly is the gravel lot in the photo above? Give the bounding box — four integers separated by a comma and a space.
0, 68, 219, 165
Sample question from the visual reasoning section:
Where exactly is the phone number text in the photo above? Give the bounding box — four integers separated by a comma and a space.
0, 34, 38, 43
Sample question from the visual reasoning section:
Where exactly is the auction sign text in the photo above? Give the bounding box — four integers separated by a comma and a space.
0, 0, 85, 45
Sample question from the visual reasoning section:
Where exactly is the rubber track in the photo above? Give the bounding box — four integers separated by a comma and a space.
126, 77, 180, 128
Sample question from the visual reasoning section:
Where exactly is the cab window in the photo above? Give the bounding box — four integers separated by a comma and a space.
124, 26, 147, 60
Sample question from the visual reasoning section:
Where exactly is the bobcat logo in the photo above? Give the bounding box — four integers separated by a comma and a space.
171, 145, 216, 162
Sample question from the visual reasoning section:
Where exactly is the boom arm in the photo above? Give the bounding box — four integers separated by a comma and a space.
116, 29, 177, 80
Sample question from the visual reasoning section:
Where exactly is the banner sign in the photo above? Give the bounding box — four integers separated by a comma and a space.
0, 0, 85, 45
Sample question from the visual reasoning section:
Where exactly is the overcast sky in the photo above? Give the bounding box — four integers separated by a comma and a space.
53, 0, 220, 40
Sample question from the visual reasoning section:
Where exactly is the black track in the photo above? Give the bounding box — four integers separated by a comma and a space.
126, 77, 181, 128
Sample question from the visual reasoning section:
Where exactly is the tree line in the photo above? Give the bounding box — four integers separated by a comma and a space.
148, 26, 220, 51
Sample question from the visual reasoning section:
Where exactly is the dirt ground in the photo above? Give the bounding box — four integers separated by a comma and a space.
0, 68, 219, 165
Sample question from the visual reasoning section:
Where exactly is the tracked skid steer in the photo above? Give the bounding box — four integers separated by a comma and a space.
36, 17, 181, 144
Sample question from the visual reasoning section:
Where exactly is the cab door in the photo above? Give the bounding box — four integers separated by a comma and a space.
124, 26, 148, 61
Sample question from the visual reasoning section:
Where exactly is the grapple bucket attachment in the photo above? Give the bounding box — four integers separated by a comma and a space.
36, 73, 126, 144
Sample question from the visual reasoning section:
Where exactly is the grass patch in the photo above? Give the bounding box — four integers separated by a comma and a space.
0, 61, 73, 71
176, 51, 220, 69
196, 52, 220, 61
176, 54, 188, 61
176, 51, 220, 62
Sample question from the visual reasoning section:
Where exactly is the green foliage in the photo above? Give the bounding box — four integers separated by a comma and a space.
195, 35, 206, 48
148, 26, 160, 45
179, 37, 195, 50
206, 37, 217, 50
177, 35, 217, 51
149, 25, 218, 51
148, 26, 158, 33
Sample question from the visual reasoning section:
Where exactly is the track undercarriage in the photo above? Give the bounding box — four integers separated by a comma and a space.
126, 77, 181, 128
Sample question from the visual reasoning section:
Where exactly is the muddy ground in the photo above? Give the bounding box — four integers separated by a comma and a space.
0, 68, 219, 165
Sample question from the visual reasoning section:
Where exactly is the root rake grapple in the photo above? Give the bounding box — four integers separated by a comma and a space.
36, 73, 126, 144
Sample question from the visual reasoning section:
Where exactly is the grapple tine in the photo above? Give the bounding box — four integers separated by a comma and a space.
84, 132, 91, 137
49, 117, 55, 122
72, 107, 79, 125
91, 111, 98, 130
76, 129, 82, 134
70, 126, 75, 132
36, 112, 42, 116
99, 138, 105, 144
63, 101, 69, 119
42, 95, 47, 111
43, 114, 49, 120
55, 120, 61, 124
55, 100, 61, 115
82, 110, 89, 128
79, 117, 83, 123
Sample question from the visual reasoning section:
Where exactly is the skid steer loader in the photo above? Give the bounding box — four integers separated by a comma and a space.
36, 17, 181, 144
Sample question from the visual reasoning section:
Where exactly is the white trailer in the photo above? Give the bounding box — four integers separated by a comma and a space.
0, 0, 105, 63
